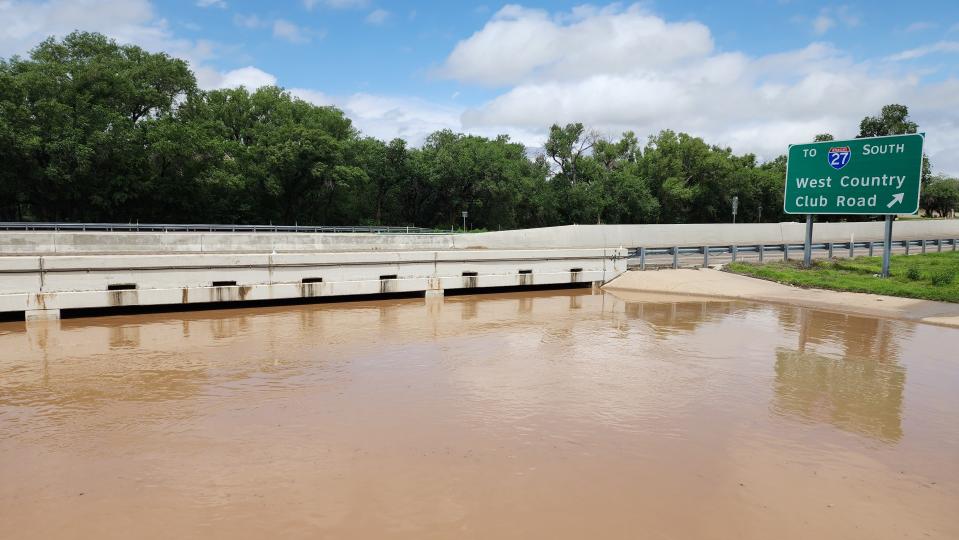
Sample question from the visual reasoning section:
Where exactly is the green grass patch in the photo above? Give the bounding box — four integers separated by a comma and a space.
726, 251, 959, 303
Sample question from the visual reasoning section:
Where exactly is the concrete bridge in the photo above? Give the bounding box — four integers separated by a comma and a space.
1, 220, 957, 320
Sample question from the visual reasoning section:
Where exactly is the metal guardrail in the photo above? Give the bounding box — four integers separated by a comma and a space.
629, 238, 959, 270
0, 222, 443, 234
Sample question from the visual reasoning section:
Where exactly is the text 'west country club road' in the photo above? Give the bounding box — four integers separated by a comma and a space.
783, 134, 924, 215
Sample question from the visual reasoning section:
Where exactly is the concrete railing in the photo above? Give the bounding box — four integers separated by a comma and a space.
3, 221, 957, 255
458, 221, 959, 250
0, 222, 441, 233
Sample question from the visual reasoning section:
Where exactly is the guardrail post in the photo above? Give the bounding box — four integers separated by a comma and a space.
937, 239, 942, 252
758, 244, 764, 263
731, 245, 738, 262
827, 242, 834, 259
848, 242, 854, 258
703, 246, 710, 267
921, 239, 927, 254
783, 243, 789, 261
672, 246, 679, 269
868, 241, 874, 257
954, 239, 957, 252
639, 247, 646, 270
905, 240, 910, 256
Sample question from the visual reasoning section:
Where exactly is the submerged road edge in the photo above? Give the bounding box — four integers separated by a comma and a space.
602, 268, 959, 328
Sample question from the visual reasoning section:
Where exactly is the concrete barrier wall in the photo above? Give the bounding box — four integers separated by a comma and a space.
0, 231, 456, 254
2, 220, 957, 255
457, 220, 959, 250
0, 248, 628, 319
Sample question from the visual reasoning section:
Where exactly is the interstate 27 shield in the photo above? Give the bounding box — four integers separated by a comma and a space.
827, 146, 851, 170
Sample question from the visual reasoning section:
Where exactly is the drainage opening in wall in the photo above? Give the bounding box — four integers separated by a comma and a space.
462, 271, 478, 277
107, 283, 137, 291
569, 268, 583, 273
212, 280, 237, 287
378, 274, 398, 294
518, 269, 533, 275
302, 277, 323, 284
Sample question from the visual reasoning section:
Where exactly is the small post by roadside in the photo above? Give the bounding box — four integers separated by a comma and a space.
803, 214, 813, 268
461, 210, 468, 232
732, 196, 739, 224
881, 215, 893, 278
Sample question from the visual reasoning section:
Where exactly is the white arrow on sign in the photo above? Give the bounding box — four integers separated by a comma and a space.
887, 193, 904, 208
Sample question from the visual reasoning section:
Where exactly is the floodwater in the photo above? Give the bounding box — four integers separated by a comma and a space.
1, 291, 957, 540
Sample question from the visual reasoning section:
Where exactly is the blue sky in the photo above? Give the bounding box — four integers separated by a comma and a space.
175, 1, 959, 93
2, 0, 959, 172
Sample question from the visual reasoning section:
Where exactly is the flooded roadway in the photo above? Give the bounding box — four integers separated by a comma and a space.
1, 290, 957, 539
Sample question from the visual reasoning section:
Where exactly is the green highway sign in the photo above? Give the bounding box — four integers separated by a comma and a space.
783, 133, 924, 215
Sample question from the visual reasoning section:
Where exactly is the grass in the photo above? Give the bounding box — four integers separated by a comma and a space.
726, 251, 959, 303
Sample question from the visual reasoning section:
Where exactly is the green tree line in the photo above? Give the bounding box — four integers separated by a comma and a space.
1, 33, 956, 227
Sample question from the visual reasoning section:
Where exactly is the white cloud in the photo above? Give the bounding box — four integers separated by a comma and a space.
273, 19, 311, 43
808, 6, 859, 36
904, 21, 936, 33
292, 89, 465, 143
365, 9, 389, 25
886, 41, 959, 61
812, 14, 833, 35
442, 4, 959, 175
303, 0, 368, 10
233, 14, 264, 29
196, 0, 225, 8
210, 66, 277, 89
440, 4, 712, 86
0, 0, 174, 57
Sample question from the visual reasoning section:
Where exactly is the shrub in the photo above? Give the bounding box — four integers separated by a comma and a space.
905, 268, 922, 281
931, 270, 956, 286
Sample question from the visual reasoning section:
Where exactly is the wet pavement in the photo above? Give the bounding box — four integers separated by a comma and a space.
1, 290, 957, 539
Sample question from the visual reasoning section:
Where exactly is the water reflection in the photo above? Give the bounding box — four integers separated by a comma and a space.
772, 309, 908, 442
621, 296, 754, 336
109, 325, 140, 349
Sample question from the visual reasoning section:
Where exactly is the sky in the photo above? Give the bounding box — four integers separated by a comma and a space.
2, 0, 959, 173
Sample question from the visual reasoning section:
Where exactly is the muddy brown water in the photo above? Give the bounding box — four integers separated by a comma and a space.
1, 290, 957, 539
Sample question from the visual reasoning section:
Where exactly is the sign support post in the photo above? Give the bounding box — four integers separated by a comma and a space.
803, 215, 813, 268
882, 215, 893, 278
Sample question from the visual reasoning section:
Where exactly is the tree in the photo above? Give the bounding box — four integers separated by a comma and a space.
921, 176, 959, 218
545, 123, 596, 185
858, 104, 918, 138
813, 133, 834, 142
416, 130, 544, 229
0, 31, 195, 221
858, 103, 932, 188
